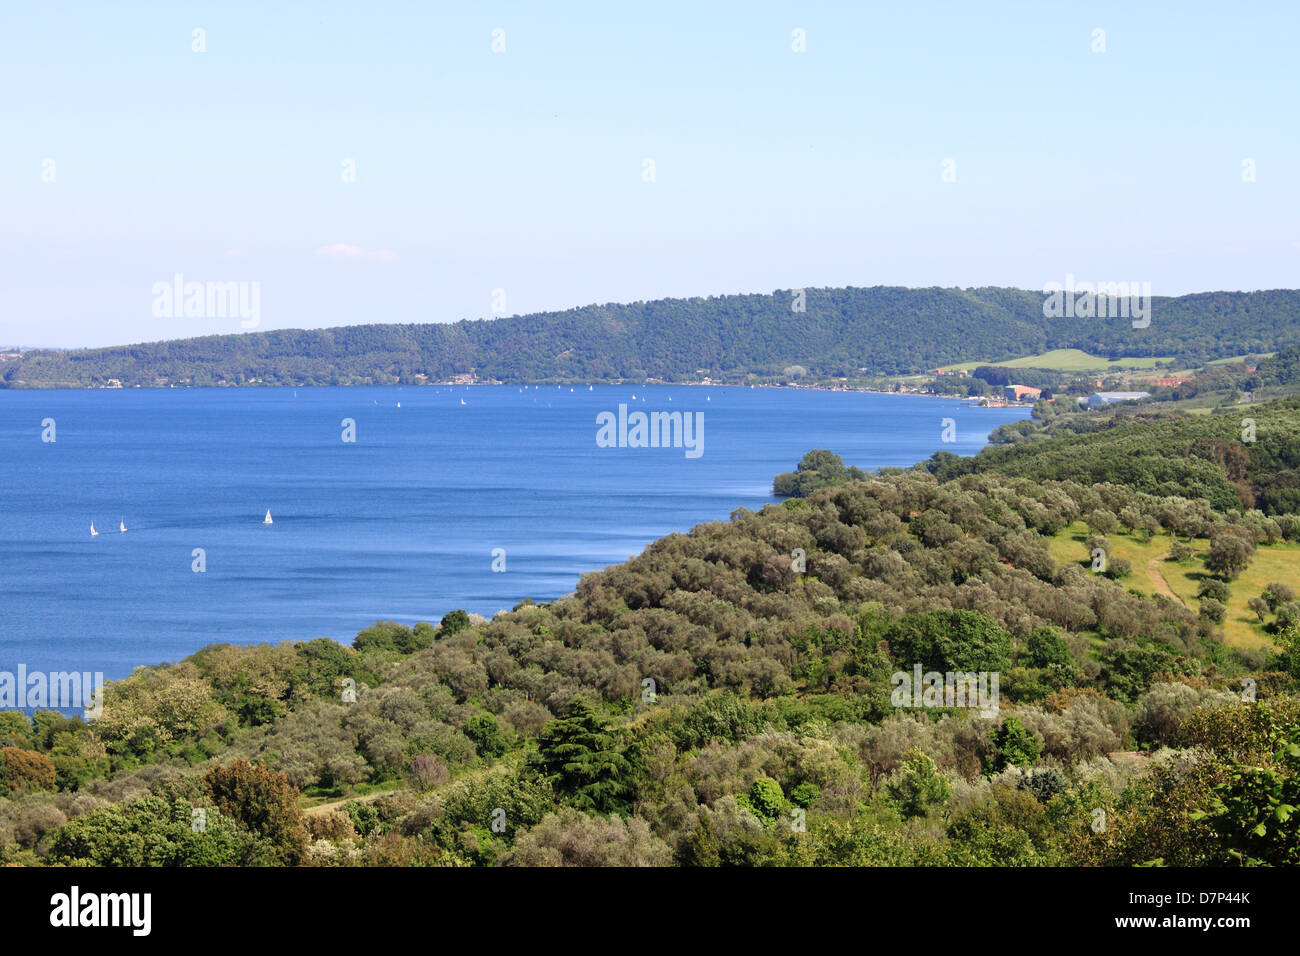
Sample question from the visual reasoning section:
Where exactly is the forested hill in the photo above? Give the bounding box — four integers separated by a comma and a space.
6, 286, 1300, 388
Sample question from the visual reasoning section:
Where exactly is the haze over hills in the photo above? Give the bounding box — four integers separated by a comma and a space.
4, 286, 1299, 388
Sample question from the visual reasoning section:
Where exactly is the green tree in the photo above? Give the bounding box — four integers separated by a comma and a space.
993, 717, 1041, 770
534, 698, 634, 814
885, 748, 951, 818
439, 610, 471, 637
352, 620, 414, 654
745, 776, 788, 825
0, 712, 31, 748
46, 796, 263, 866
466, 713, 508, 759
1086, 510, 1119, 536
1205, 532, 1255, 580
203, 759, 310, 865
887, 610, 1012, 673
0, 746, 57, 794
773, 450, 865, 497
1024, 626, 1079, 688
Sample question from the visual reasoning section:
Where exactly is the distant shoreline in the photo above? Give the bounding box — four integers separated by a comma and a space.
0, 381, 1040, 407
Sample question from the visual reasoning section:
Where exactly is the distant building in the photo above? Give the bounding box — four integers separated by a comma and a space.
1081, 391, 1151, 409
1004, 385, 1042, 402
1154, 376, 1192, 387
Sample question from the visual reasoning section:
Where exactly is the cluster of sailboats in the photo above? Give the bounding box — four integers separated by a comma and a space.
91, 510, 274, 536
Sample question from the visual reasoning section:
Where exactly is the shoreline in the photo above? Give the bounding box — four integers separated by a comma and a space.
0, 381, 1040, 407
4, 389, 1033, 684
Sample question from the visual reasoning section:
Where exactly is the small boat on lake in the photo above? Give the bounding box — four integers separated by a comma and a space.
263, 509, 273, 525
90, 522, 98, 537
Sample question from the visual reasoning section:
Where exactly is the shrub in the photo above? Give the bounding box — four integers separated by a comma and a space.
1104, 556, 1132, 580
1275, 602, 1300, 632
0, 748, 56, 794
410, 753, 450, 791
1133, 682, 1236, 748
1198, 598, 1226, 623
1262, 583, 1296, 611
504, 808, 672, 866
1018, 767, 1067, 803
1197, 579, 1230, 603
307, 809, 356, 843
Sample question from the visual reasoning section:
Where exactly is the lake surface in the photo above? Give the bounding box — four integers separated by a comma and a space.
0, 386, 1029, 680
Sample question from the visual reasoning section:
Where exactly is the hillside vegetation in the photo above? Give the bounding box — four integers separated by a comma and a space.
928, 397, 1300, 515
5, 287, 1300, 387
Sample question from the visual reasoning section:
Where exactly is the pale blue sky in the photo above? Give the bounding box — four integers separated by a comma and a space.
3, 1, 1297, 347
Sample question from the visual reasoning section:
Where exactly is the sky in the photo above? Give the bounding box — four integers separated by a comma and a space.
2, 0, 1297, 348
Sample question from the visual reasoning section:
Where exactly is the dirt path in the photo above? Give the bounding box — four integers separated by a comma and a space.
303, 789, 398, 817
1146, 555, 1182, 604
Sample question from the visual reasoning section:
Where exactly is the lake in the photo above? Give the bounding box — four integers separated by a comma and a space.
0, 386, 1029, 680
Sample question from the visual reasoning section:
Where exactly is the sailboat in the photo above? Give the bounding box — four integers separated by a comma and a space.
263, 509, 273, 525
119, 518, 127, 533
90, 522, 98, 537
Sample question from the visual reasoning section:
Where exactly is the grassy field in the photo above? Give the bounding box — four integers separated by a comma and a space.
1206, 351, 1275, 366
943, 349, 1173, 373
1166, 352, 1277, 377
1048, 522, 1294, 651
1224, 542, 1300, 650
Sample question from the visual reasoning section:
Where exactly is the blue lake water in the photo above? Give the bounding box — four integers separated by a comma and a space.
0, 386, 1029, 680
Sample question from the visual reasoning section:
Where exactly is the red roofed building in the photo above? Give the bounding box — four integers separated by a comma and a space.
1004, 385, 1042, 402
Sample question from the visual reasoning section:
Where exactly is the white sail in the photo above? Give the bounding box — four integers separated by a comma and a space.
120, 518, 127, 533
264, 509, 273, 525
90, 522, 98, 537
